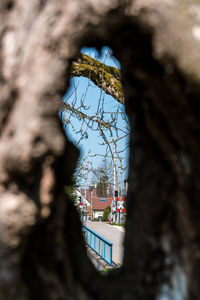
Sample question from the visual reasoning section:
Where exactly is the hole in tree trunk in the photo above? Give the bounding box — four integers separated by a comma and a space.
61, 46, 129, 270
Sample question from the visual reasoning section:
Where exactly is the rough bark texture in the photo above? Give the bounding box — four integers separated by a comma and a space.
0, 1, 200, 300
71, 53, 124, 104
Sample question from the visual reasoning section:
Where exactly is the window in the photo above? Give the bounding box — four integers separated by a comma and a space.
99, 198, 106, 202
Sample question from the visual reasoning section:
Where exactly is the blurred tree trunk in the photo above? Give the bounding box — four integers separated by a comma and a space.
0, 1, 200, 300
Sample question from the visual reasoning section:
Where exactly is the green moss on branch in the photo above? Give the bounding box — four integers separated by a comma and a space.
71, 53, 124, 104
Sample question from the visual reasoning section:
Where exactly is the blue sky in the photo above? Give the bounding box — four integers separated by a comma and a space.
61, 46, 129, 186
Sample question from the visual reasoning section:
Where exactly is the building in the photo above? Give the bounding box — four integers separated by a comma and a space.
79, 183, 126, 221
88, 188, 112, 220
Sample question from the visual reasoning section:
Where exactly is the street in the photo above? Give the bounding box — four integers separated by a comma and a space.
85, 221, 125, 265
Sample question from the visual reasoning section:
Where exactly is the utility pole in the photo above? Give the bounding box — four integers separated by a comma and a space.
83, 153, 89, 222
84, 155, 88, 201
113, 142, 116, 223
91, 191, 93, 220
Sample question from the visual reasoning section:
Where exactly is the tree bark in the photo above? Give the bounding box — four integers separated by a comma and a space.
71, 53, 124, 104
0, 1, 200, 300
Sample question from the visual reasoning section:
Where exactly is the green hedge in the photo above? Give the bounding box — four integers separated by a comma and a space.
102, 206, 111, 221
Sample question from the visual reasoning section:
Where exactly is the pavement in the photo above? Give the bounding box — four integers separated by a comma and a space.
85, 221, 125, 265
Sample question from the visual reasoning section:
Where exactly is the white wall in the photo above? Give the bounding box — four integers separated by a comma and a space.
93, 211, 103, 219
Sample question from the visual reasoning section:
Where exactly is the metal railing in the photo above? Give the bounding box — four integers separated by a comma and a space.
82, 224, 113, 266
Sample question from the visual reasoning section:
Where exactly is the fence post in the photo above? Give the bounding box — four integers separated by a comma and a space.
99, 239, 100, 254
83, 225, 113, 266
110, 244, 112, 266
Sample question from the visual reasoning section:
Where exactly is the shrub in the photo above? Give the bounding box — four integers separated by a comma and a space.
102, 206, 111, 221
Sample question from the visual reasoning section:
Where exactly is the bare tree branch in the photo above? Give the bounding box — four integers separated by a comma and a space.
71, 53, 125, 104
63, 102, 111, 129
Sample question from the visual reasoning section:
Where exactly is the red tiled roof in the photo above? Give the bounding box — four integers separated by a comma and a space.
92, 197, 113, 210
80, 188, 113, 211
